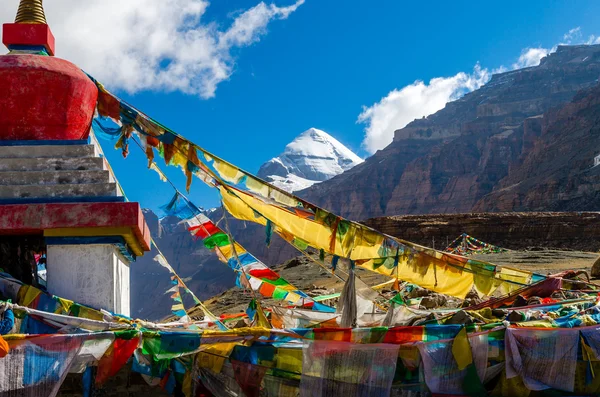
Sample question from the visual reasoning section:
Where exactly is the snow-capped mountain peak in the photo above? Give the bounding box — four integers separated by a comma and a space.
257, 128, 363, 192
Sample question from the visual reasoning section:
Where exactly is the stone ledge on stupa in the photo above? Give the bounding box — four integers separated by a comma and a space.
0, 202, 151, 257
0, 141, 120, 202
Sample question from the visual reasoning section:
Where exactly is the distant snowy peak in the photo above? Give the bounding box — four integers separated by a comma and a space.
257, 128, 363, 192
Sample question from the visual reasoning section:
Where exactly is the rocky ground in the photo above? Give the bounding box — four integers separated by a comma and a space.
201, 249, 600, 316
202, 256, 388, 316
471, 249, 600, 275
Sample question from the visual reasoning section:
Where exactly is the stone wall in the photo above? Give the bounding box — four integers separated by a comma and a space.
362, 212, 600, 251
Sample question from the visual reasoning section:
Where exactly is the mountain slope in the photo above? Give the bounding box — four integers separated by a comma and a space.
257, 128, 363, 192
474, 84, 600, 211
299, 45, 600, 219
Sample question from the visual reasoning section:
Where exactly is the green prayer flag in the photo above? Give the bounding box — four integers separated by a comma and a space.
203, 232, 230, 249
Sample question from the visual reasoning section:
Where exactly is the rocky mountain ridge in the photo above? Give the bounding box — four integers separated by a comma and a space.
299, 44, 600, 219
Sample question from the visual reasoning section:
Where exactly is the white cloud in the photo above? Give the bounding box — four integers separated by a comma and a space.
220, 2, 303, 48
512, 47, 550, 69
492, 65, 509, 74
358, 65, 490, 154
359, 26, 600, 154
511, 26, 598, 71
0, 0, 303, 98
586, 35, 600, 45
564, 27, 582, 42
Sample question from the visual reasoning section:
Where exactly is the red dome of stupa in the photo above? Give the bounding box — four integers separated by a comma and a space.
0, 0, 98, 141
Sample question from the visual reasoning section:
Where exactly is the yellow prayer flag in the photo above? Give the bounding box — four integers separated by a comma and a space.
452, 327, 473, 371
213, 159, 246, 184
276, 347, 303, 374
17, 285, 42, 308
254, 301, 272, 329
581, 336, 597, 378
198, 342, 238, 373
220, 185, 476, 298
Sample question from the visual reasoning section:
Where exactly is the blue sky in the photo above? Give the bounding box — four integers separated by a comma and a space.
3, 0, 600, 211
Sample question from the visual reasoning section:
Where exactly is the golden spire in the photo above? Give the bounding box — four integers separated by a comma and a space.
15, 0, 47, 24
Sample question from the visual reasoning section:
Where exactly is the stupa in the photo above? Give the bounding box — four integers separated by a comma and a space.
0, 0, 150, 317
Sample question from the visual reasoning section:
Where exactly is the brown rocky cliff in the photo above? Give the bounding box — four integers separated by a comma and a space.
474, 84, 600, 211
300, 45, 600, 220
298, 138, 435, 220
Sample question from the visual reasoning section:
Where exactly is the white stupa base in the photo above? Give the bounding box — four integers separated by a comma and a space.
46, 244, 130, 317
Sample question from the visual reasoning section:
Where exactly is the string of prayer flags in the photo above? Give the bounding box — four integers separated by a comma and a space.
154, 190, 326, 310
89, 75, 535, 301
220, 184, 543, 299
446, 233, 507, 256
167, 276, 186, 318
155, 254, 188, 319
154, 252, 225, 329
91, 78, 215, 192
183, 213, 318, 308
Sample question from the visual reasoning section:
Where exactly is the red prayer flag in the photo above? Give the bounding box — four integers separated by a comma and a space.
189, 222, 220, 239
312, 327, 353, 342
248, 268, 280, 281
231, 360, 267, 397
382, 326, 425, 344
96, 334, 141, 385
97, 91, 121, 121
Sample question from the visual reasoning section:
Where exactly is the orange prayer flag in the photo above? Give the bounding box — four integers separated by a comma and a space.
0, 335, 9, 358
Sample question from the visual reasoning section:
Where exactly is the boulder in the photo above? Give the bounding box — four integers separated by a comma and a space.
591, 256, 600, 279
408, 287, 432, 299
461, 290, 482, 308
420, 294, 447, 309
